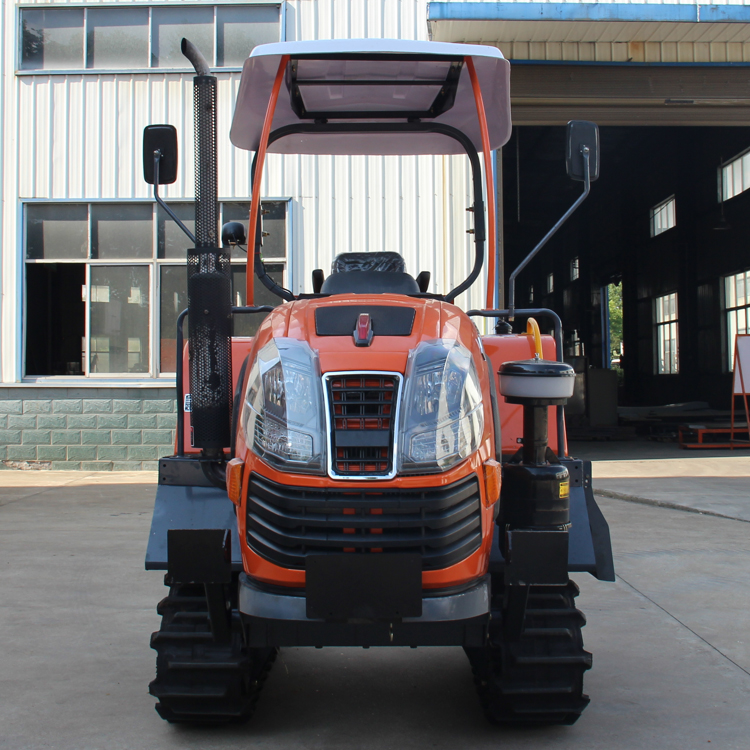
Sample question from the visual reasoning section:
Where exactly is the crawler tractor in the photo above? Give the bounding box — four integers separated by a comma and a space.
145, 38, 614, 727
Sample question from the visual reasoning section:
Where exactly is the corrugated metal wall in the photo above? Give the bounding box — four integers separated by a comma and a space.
8, 0, 741, 380
2, 0, 489, 382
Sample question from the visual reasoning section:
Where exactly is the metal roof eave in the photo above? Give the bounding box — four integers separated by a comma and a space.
428, 2, 750, 45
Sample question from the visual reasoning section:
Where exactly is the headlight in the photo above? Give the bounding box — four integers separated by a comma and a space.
241, 338, 326, 474
398, 339, 484, 474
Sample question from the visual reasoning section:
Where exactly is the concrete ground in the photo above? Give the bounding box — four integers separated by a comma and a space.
572, 439, 750, 522
1, 444, 749, 749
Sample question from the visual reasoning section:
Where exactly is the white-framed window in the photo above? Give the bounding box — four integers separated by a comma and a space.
546, 273, 554, 294
528, 284, 534, 304
570, 256, 579, 281
654, 292, 679, 375
650, 196, 676, 237
19, 4, 281, 72
719, 149, 750, 203
23, 199, 288, 378
724, 270, 750, 370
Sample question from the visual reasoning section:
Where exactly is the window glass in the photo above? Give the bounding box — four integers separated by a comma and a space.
231, 264, 282, 336
21, 9, 84, 70
25, 200, 289, 378
223, 202, 250, 260
158, 203, 195, 259
21, 6, 281, 72
259, 200, 287, 259
86, 8, 148, 69
650, 197, 676, 237
223, 201, 287, 260
26, 204, 88, 260
655, 292, 679, 375
217, 5, 280, 67
160, 266, 188, 373
90, 266, 150, 374
91, 204, 153, 259
570, 257, 579, 281
724, 271, 750, 369
152, 7, 214, 68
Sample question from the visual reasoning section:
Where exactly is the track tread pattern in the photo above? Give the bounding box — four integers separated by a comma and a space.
466, 579, 591, 726
150, 583, 277, 724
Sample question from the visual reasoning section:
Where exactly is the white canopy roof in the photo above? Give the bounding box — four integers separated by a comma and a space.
229, 39, 511, 156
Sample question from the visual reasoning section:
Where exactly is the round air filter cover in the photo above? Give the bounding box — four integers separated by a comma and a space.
499, 359, 575, 400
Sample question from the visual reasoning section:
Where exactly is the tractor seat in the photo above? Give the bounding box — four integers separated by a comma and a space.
331, 252, 406, 274
320, 252, 420, 295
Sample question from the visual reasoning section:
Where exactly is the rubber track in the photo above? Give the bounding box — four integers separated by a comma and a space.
465, 580, 592, 725
149, 583, 277, 724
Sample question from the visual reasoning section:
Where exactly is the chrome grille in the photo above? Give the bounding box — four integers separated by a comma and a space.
324, 372, 401, 478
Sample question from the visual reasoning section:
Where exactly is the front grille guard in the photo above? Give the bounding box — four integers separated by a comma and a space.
245, 473, 483, 570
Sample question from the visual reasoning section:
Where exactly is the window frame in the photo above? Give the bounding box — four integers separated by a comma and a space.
650, 195, 676, 238
21, 197, 291, 382
654, 291, 679, 375
16, 2, 284, 75
85, 262, 154, 378
723, 269, 750, 371
570, 256, 579, 282
719, 147, 750, 203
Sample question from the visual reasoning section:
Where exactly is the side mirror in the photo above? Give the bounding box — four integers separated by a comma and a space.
221, 221, 247, 246
566, 120, 599, 182
143, 124, 178, 185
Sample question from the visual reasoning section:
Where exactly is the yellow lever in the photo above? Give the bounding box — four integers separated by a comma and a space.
525, 317, 543, 359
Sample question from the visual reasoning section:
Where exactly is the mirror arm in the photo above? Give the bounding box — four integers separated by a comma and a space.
152, 150, 197, 245
508, 147, 590, 321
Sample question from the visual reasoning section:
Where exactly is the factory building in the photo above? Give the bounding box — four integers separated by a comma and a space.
2, 0, 749, 467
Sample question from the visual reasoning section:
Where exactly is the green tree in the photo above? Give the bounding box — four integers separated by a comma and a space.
608, 282, 623, 364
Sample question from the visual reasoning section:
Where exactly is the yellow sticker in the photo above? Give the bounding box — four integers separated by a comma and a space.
559, 481, 570, 499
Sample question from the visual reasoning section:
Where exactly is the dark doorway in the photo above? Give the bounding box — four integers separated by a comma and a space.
502, 125, 750, 409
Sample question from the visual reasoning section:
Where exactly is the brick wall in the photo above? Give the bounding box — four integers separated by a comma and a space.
0, 388, 176, 471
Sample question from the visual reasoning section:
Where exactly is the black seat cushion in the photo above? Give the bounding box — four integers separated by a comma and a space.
331, 252, 406, 274
320, 271, 420, 295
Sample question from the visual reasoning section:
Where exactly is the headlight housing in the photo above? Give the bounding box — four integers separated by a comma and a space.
398, 339, 484, 474
241, 338, 326, 474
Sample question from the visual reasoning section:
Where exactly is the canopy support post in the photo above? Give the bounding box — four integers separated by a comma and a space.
465, 56, 497, 311
247, 54, 289, 305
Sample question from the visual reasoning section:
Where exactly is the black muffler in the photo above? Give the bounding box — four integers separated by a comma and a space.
183, 38, 232, 456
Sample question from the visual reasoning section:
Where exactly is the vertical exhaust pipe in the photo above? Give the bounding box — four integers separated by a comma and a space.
182, 38, 232, 457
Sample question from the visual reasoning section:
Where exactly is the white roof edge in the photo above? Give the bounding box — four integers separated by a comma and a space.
230, 39, 512, 155
248, 38, 505, 60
